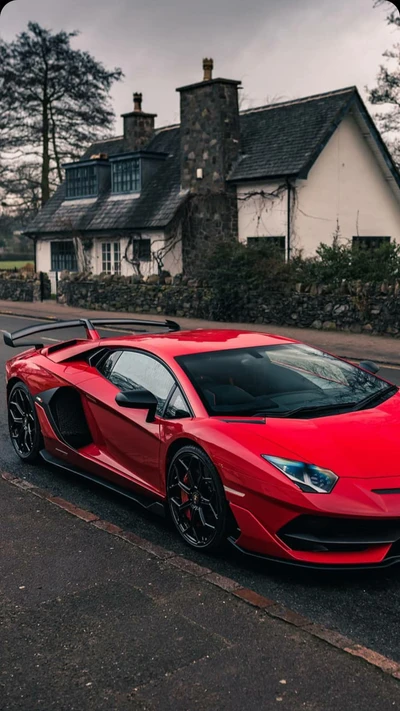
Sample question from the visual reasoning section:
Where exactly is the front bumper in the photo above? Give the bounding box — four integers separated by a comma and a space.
226, 474, 400, 568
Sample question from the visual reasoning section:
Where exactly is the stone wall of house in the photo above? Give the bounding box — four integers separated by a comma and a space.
0, 271, 51, 302
58, 273, 400, 337
180, 192, 239, 272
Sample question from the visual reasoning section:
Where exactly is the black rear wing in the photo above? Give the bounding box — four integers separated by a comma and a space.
3, 317, 180, 349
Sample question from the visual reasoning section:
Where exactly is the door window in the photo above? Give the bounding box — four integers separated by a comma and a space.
106, 350, 175, 416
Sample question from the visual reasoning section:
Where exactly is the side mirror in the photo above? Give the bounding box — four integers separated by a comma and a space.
359, 360, 380, 375
115, 388, 158, 422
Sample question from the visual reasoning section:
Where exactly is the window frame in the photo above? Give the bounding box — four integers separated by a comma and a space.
101, 241, 122, 275
96, 347, 194, 420
247, 236, 286, 255
132, 238, 151, 262
65, 164, 98, 199
50, 240, 78, 272
113, 242, 121, 275
352, 236, 391, 250
111, 157, 141, 194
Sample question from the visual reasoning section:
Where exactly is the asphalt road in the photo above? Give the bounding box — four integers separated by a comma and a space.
2, 313, 400, 662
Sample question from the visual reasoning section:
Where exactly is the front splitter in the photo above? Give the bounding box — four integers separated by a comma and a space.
228, 537, 400, 571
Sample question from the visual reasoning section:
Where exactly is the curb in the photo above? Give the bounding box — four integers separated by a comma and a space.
2, 308, 400, 369
3, 470, 400, 681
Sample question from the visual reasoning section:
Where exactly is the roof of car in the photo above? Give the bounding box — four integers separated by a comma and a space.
99, 329, 297, 358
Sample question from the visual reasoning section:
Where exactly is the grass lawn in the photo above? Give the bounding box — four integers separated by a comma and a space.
0, 260, 34, 270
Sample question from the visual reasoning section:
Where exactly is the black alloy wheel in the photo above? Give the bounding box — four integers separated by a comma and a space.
8, 382, 42, 463
167, 444, 228, 551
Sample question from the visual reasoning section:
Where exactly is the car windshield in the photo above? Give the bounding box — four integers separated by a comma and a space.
176, 344, 396, 418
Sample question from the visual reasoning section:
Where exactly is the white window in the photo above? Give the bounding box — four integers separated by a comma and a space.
101, 242, 121, 275
113, 242, 121, 275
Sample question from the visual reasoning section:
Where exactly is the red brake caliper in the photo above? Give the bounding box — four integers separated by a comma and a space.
181, 473, 192, 520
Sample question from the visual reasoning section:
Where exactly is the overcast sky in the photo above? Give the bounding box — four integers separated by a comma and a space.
0, 0, 398, 130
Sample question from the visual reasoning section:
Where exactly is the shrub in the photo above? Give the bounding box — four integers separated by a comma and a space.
192, 238, 400, 292
194, 239, 295, 288
304, 241, 400, 285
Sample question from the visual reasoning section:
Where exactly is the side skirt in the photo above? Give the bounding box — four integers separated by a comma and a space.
40, 450, 166, 518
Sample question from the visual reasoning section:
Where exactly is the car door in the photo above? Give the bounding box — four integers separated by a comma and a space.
81, 349, 176, 495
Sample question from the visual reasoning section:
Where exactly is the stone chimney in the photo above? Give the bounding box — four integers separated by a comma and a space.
177, 58, 241, 193
177, 60, 242, 271
121, 93, 157, 151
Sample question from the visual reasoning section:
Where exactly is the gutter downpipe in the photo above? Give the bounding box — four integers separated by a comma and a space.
286, 181, 291, 262
33, 236, 37, 273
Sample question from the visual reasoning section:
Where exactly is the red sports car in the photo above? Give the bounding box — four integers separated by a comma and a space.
4, 318, 400, 569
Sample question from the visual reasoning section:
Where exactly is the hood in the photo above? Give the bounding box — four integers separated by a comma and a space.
224, 393, 400, 479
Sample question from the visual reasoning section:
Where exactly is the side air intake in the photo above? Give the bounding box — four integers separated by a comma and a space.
48, 388, 92, 449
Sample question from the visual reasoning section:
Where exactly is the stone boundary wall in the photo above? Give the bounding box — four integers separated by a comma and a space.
57, 274, 400, 337
0, 272, 51, 302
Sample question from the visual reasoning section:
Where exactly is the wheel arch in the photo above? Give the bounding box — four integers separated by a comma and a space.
165, 437, 199, 474
165, 437, 227, 487
7, 376, 24, 397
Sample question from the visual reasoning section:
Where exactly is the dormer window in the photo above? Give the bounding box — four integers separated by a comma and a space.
64, 157, 110, 200
66, 164, 98, 199
111, 157, 141, 194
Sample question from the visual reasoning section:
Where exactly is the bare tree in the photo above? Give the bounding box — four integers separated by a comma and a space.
0, 22, 123, 208
368, 2, 400, 164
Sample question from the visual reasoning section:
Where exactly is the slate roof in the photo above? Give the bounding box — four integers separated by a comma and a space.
229, 87, 356, 181
81, 135, 126, 159
26, 86, 399, 237
26, 126, 184, 236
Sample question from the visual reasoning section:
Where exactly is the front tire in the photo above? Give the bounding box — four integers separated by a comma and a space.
8, 382, 42, 463
167, 444, 228, 552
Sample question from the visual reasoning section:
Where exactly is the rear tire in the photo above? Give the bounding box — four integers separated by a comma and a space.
8, 382, 43, 463
167, 444, 228, 552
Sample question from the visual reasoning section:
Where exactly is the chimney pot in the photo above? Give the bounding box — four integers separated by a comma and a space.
133, 92, 143, 112
203, 58, 213, 82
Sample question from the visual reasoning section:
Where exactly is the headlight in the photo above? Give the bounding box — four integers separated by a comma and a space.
261, 455, 338, 494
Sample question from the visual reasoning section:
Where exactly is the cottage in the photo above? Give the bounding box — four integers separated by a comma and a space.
25, 59, 400, 291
